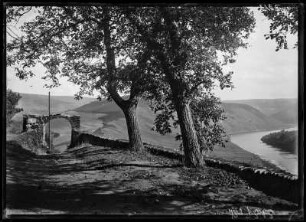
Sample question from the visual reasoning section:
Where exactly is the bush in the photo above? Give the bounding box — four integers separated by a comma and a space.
6, 89, 23, 125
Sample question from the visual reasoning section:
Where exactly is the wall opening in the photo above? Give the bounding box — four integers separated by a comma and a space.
44, 118, 72, 153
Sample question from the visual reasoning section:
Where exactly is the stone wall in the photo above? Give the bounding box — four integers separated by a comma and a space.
69, 131, 129, 149
69, 132, 300, 204
204, 158, 299, 204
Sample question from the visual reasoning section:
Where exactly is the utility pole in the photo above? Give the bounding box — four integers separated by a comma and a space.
49, 91, 51, 152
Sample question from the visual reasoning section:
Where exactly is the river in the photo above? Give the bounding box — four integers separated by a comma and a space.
230, 128, 298, 176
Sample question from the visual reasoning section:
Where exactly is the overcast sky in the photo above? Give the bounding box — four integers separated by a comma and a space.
6, 7, 298, 101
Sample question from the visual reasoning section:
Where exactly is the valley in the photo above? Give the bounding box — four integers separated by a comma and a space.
5, 93, 300, 216
7, 93, 298, 173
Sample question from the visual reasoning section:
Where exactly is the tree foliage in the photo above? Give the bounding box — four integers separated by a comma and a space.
190, 93, 229, 151
6, 6, 256, 166
6, 6, 150, 99
124, 6, 255, 166
261, 130, 297, 154
6, 6, 157, 151
124, 7, 254, 99
149, 91, 229, 152
259, 5, 298, 51
6, 89, 23, 124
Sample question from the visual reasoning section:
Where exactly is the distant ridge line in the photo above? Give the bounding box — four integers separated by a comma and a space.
19, 92, 96, 99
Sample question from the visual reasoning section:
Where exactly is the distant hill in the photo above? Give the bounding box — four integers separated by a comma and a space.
75, 99, 288, 137
10, 93, 295, 149
221, 103, 284, 134
16, 93, 96, 115
75, 99, 182, 149
8, 93, 297, 172
270, 106, 298, 124
223, 98, 298, 125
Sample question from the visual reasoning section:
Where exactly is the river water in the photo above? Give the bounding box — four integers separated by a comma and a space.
230, 128, 298, 176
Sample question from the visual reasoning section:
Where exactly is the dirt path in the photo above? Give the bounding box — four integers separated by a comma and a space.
5, 140, 299, 217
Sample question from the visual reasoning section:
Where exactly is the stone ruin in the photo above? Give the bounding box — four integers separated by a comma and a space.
22, 113, 80, 148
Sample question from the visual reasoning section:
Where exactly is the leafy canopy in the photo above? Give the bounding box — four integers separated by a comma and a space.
124, 7, 255, 99
259, 4, 298, 51
127, 6, 255, 151
6, 6, 151, 101
6, 89, 23, 124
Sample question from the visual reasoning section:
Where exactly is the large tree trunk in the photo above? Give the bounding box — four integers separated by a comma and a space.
174, 97, 205, 168
102, 8, 144, 152
121, 102, 144, 152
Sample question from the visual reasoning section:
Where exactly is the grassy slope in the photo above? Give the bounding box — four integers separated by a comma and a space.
270, 107, 298, 124
8, 94, 296, 172
73, 99, 292, 171
8, 93, 95, 134
222, 103, 284, 134
17, 93, 96, 115
75, 100, 181, 150
224, 98, 298, 125
76, 100, 286, 136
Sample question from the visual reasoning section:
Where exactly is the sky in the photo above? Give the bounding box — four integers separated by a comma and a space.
6, 7, 298, 101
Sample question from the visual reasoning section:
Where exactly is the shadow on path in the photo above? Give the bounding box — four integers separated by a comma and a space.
5, 140, 298, 215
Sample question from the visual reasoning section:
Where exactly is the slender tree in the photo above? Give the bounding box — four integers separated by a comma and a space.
6, 6, 154, 151
123, 6, 255, 167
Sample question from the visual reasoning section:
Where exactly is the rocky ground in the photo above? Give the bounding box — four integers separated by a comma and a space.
5, 140, 301, 219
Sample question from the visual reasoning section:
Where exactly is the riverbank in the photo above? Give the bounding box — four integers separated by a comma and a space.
261, 130, 297, 154
227, 124, 298, 136
230, 128, 298, 176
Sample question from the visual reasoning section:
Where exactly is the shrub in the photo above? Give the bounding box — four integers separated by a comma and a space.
6, 89, 23, 125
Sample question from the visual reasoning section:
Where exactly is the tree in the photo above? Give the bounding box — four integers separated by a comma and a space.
123, 6, 255, 167
259, 4, 298, 51
6, 89, 23, 124
189, 93, 229, 151
6, 6, 155, 151
148, 89, 229, 153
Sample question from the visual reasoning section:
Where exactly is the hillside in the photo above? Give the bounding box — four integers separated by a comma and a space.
75, 100, 181, 150
224, 98, 298, 125
7, 94, 297, 175
74, 100, 292, 162
10, 93, 295, 136
221, 103, 284, 134
16, 93, 96, 115
9, 94, 295, 152
270, 107, 298, 124
76, 99, 286, 137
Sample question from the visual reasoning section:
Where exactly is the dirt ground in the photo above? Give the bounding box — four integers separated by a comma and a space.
5, 140, 300, 219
